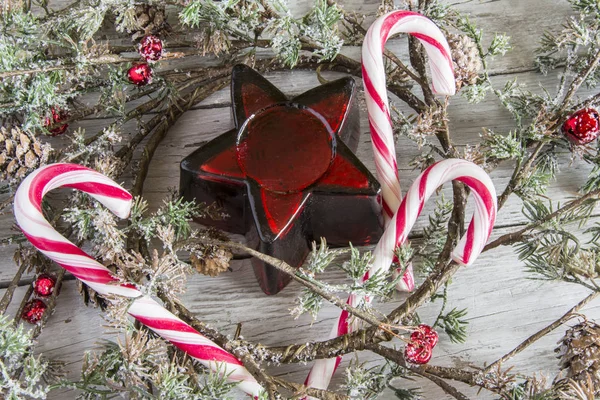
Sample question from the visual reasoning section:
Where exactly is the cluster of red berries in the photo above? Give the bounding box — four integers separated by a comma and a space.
127, 35, 163, 86
404, 324, 439, 364
21, 273, 57, 324
562, 108, 600, 145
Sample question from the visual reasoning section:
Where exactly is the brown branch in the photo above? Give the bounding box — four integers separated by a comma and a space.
497, 141, 545, 210
261, 181, 469, 363
271, 377, 349, 400
408, 36, 436, 106
416, 371, 470, 400
12, 285, 34, 327
130, 78, 229, 197
263, 260, 463, 364
365, 343, 500, 396
31, 269, 66, 338
163, 295, 343, 400
0, 253, 29, 314
0, 56, 134, 79
484, 187, 600, 252
485, 291, 599, 372
496, 49, 600, 210
196, 238, 393, 332
558, 48, 600, 115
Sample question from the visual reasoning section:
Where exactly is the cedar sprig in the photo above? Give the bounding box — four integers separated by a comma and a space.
343, 358, 418, 400
0, 315, 51, 400
435, 307, 469, 344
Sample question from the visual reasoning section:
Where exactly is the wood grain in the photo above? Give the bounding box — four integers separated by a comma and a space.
2, 1, 599, 399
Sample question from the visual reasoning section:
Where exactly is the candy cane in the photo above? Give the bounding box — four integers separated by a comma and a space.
363, 10, 455, 221
13, 163, 262, 397
363, 10, 456, 292
305, 159, 497, 393
364, 10, 456, 290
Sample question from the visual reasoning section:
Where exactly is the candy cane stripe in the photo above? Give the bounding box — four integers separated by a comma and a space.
306, 160, 496, 394
14, 163, 262, 398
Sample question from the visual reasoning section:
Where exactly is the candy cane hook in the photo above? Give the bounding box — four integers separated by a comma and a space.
14, 163, 262, 397
306, 159, 497, 393
363, 10, 456, 222
363, 10, 456, 293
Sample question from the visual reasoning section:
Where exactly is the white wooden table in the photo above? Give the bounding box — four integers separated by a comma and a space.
2, 1, 600, 398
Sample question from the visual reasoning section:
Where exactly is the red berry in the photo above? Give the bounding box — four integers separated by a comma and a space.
21, 299, 47, 324
33, 273, 56, 297
410, 324, 439, 348
404, 341, 433, 364
44, 108, 69, 136
562, 108, 600, 145
139, 35, 163, 63
127, 63, 153, 86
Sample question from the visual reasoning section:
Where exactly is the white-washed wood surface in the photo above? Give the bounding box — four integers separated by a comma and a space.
2, 1, 599, 399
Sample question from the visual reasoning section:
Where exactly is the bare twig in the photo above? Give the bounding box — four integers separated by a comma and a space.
416, 370, 470, 400
131, 78, 229, 197
196, 238, 393, 332
558, 48, 600, 115
484, 187, 600, 252
0, 255, 28, 314
485, 291, 599, 372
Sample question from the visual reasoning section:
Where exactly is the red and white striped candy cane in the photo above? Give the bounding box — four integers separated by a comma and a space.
363, 10, 456, 291
363, 10, 455, 221
305, 159, 497, 393
14, 163, 262, 397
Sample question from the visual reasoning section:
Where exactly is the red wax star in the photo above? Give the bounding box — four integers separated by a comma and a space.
181, 65, 383, 295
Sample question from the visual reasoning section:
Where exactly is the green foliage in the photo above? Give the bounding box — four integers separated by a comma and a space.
514, 165, 553, 200
179, 0, 258, 41
301, 0, 344, 61
582, 149, 600, 193
343, 358, 419, 400
344, 359, 388, 399
481, 130, 523, 161
340, 244, 374, 281
414, 196, 452, 274
0, 315, 50, 399
457, 15, 482, 47
422, 0, 453, 24
130, 196, 209, 242
495, 79, 549, 126
291, 239, 343, 319
292, 242, 400, 319
498, 379, 557, 400
292, 287, 325, 320
569, 0, 600, 14
179, 0, 343, 67
436, 307, 469, 344
488, 33, 512, 57
63, 335, 238, 400
512, 198, 600, 287
463, 81, 491, 104
340, 246, 400, 302
306, 238, 345, 274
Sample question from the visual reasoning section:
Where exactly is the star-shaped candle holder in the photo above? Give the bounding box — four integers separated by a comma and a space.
180, 65, 383, 295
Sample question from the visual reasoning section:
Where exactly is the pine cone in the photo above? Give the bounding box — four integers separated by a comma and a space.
0, 126, 52, 186
555, 320, 600, 394
190, 246, 232, 277
447, 33, 482, 90
131, 4, 168, 41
